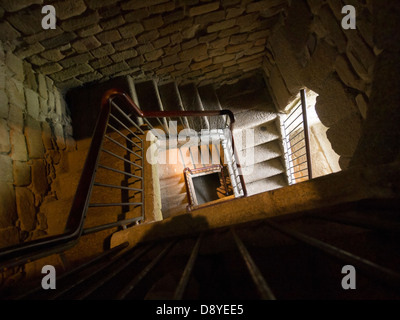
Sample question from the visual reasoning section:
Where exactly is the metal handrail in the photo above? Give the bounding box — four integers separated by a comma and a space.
0, 89, 247, 269
283, 89, 313, 185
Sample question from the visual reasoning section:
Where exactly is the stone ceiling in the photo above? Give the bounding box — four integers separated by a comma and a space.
0, 0, 288, 90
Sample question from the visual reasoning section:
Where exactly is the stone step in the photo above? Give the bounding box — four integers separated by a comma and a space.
234, 121, 281, 150
233, 108, 278, 130
242, 158, 285, 184
178, 83, 208, 130
237, 140, 283, 166
245, 173, 287, 196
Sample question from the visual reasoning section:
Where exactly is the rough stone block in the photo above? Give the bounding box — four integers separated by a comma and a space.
96, 29, 122, 43
78, 24, 103, 38
52, 64, 93, 83
0, 183, 17, 228
15, 187, 36, 231
143, 15, 164, 31
113, 38, 138, 51
335, 55, 366, 92
0, 89, 9, 119
38, 63, 63, 76
137, 30, 160, 43
124, 9, 150, 22
143, 49, 163, 62
92, 44, 116, 58
6, 52, 24, 82
0, 119, 10, 154
7, 104, 24, 133
1, 0, 43, 12
61, 11, 100, 32
13, 161, 31, 186
6, 7, 43, 35
72, 36, 102, 53
30, 159, 49, 203
10, 129, 28, 162
0, 21, 21, 42
194, 10, 225, 25
25, 88, 40, 120
189, 2, 220, 16
53, 0, 87, 20
111, 49, 139, 62
0, 153, 13, 183
178, 44, 207, 61
14, 42, 45, 60
40, 32, 78, 50
24, 117, 44, 159
100, 61, 130, 76
0, 226, 19, 248
121, 0, 169, 11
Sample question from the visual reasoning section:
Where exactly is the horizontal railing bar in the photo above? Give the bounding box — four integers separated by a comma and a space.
76, 244, 154, 300
264, 220, 400, 289
116, 241, 177, 299
88, 202, 142, 208
104, 135, 143, 159
288, 153, 307, 162
283, 104, 302, 123
97, 164, 143, 180
287, 129, 305, 143
286, 122, 304, 138
93, 182, 142, 192
82, 217, 143, 235
231, 228, 276, 300
173, 234, 203, 300
286, 160, 309, 172
288, 137, 306, 151
107, 123, 142, 151
289, 167, 309, 174
284, 112, 303, 131
286, 145, 306, 158
101, 148, 143, 168
109, 113, 143, 145
111, 101, 145, 135
289, 174, 309, 181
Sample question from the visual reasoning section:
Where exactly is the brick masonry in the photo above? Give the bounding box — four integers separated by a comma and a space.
1, 0, 290, 89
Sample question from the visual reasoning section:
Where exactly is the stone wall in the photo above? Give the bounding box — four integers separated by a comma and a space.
0, 0, 289, 90
0, 41, 75, 249
262, 0, 376, 169
350, 0, 400, 167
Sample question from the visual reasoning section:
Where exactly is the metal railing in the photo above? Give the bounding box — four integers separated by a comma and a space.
282, 89, 313, 185
0, 89, 247, 273
9, 198, 400, 300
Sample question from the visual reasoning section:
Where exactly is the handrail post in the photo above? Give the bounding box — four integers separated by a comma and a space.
300, 89, 313, 180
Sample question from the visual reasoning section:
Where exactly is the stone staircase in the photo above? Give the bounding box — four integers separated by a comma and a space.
130, 74, 288, 200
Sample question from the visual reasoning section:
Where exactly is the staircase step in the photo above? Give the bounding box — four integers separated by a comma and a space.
245, 173, 287, 195
237, 140, 283, 166
179, 83, 208, 130
134, 80, 164, 128
234, 121, 281, 150
242, 158, 285, 184
233, 108, 277, 130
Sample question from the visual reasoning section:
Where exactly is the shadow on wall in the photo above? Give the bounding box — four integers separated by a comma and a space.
65, 76, 131, 140
138, 213, 209, 246
263, 0, 376, 171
